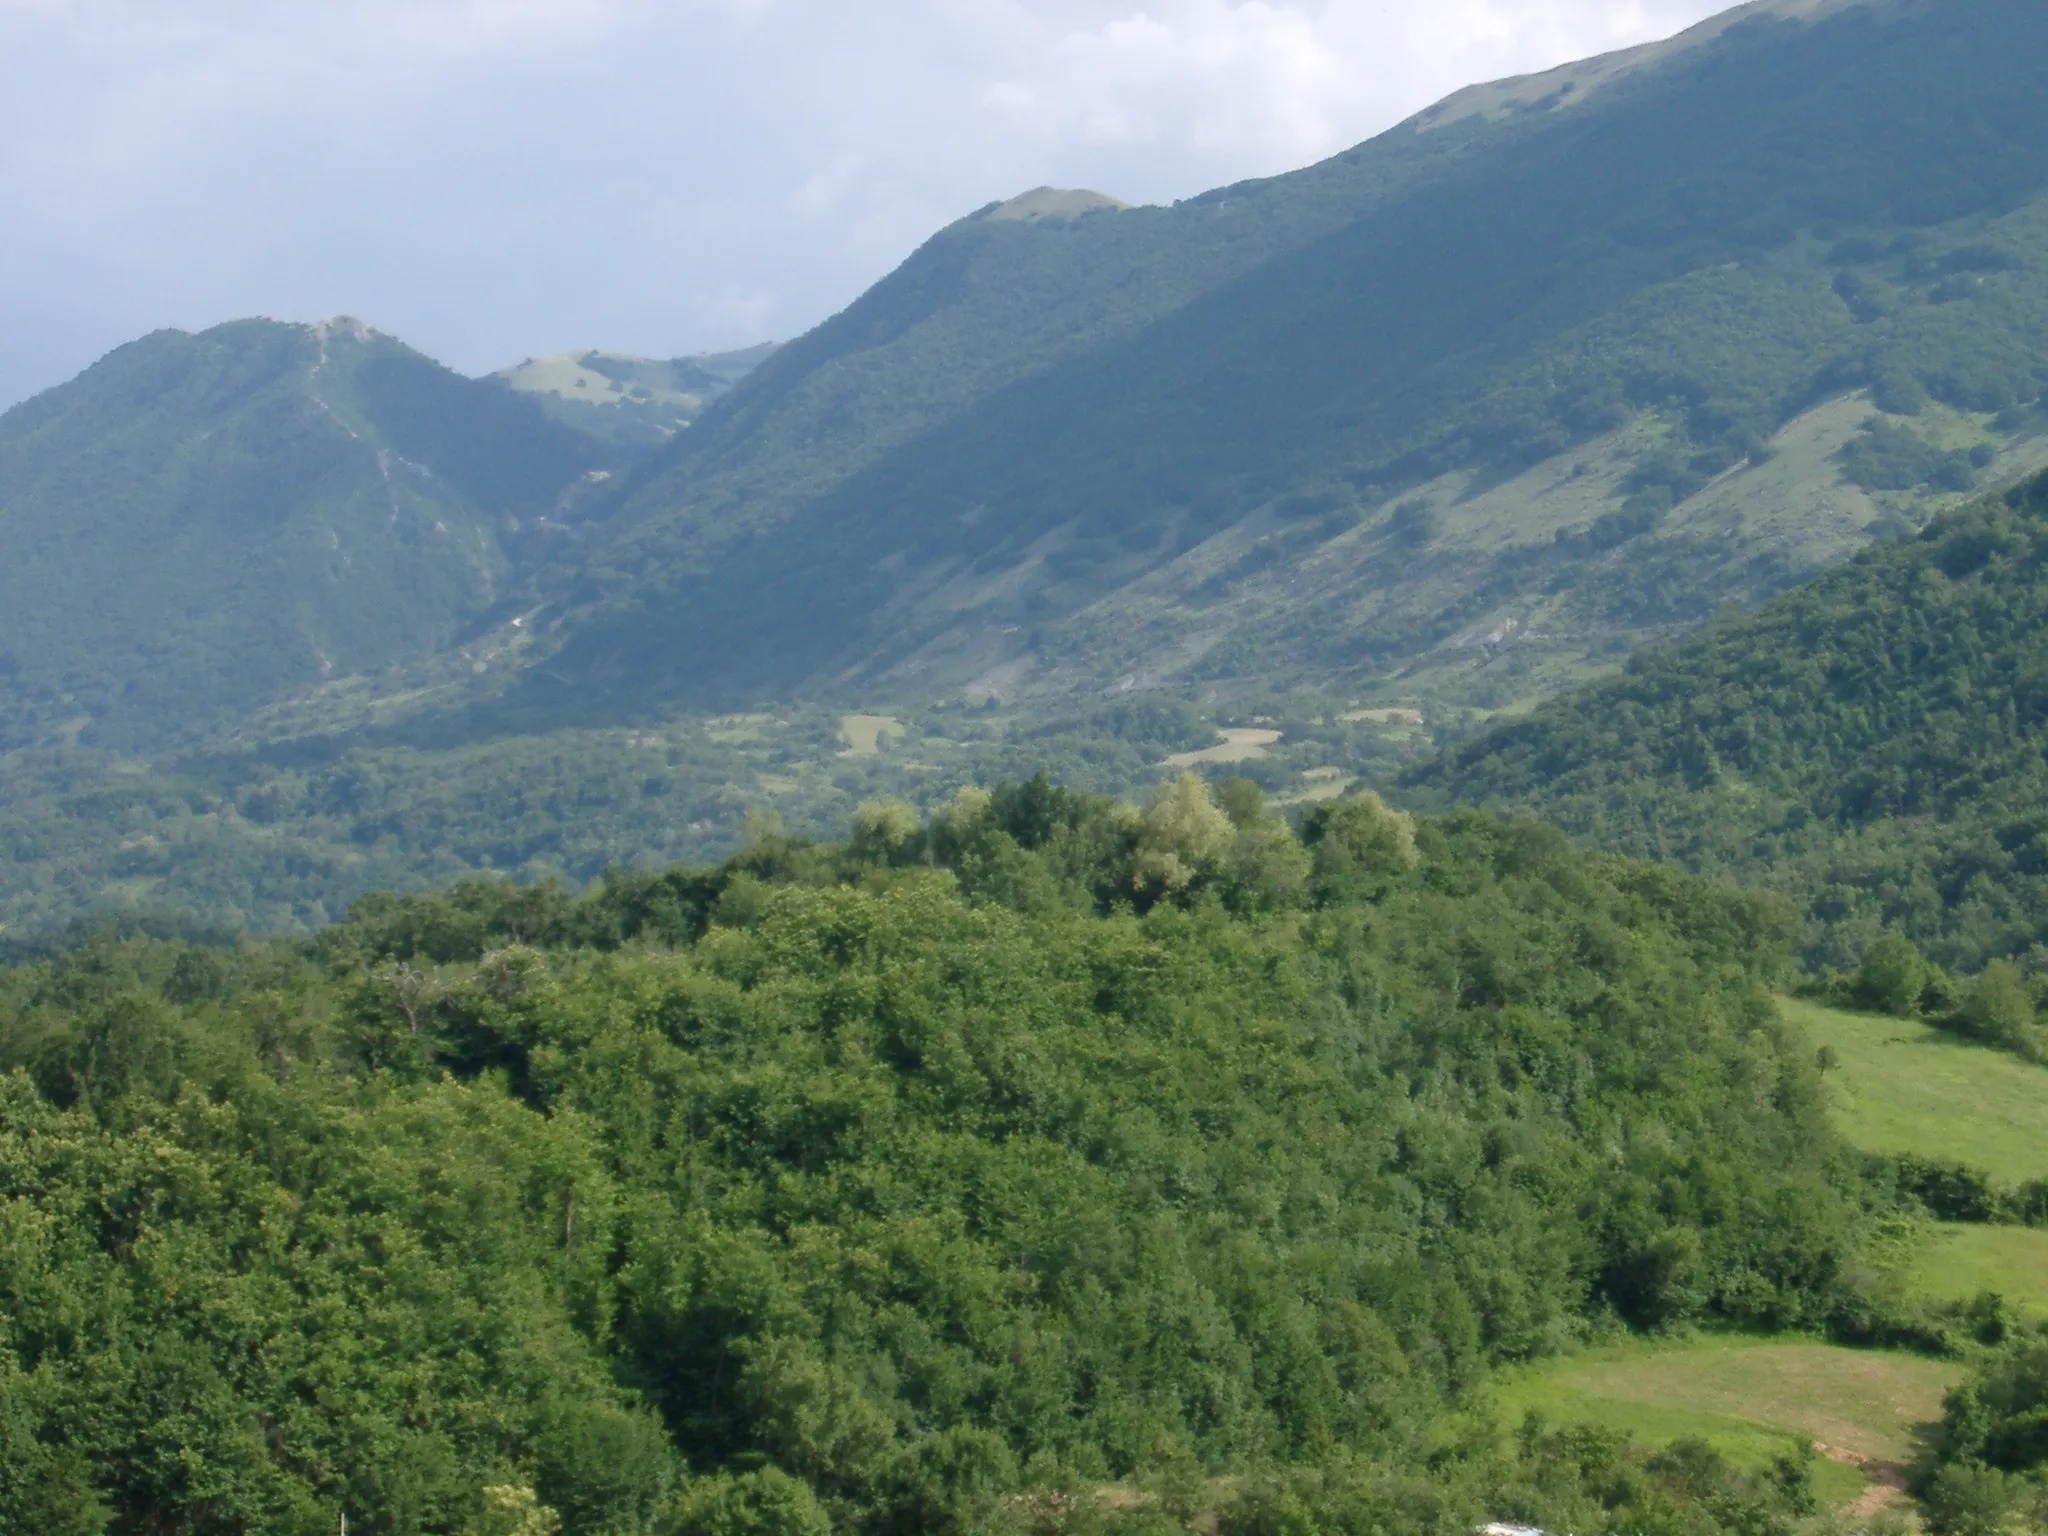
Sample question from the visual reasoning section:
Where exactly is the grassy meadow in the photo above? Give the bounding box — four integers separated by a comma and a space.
1904, 1224, 2048, 1316
1474, 998, 2048, 1515
1780, 996, 2048, 1181
1488, 1338, 1963, 1510
838, 713, 906, 755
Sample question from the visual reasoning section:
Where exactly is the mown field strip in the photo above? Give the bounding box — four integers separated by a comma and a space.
1490, 1338, 1963, 1509
1905, 1223, 2048, 1314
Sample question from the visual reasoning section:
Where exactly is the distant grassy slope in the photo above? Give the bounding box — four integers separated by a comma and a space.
493, 343, 775, 445
1410, 469, 2048, 971
513, 0, 2048, 725
1783, 997, 2048, 1182
0, 318, 609, 753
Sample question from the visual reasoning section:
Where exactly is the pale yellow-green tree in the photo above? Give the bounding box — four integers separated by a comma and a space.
1136, 773, 1236, 893
739, 806, 788, 856
1215, 778, 1313, 909
939, 784, 993, 831
926, 785, 995, 867
850, 798, 921, 863
468, 1484, 561, 1536
1302, 790, 1418, 904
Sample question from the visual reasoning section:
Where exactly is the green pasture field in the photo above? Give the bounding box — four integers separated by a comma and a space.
1780, 997, 2048, 1182
839, 714, 906, 756
1488, 1337, 1963, 1510
1904, 1223, 2048, 1315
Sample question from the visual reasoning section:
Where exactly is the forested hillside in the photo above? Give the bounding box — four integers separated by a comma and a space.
518, 0, 2048, 721
0, 319, 611, 752
0, 780, 1906, 1533
1410, 467, 2048, 973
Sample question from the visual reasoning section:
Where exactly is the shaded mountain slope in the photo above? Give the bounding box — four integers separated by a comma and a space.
1407, 468, 2048, 971
0, 319, 610, 752
523, 0, 2048, 720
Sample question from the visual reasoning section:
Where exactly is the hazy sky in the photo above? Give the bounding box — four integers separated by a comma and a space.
0, 0, 1732, 407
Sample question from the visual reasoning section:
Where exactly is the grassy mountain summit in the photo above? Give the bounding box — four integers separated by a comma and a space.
0, 318, 611, 752
979, 186, 1133, 223
493, 343, 777, 446
1407, 468, 2048, 972
516, 0, 2048, 723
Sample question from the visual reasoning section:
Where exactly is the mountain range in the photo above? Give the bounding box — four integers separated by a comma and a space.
4, 0, 2048, 932
15, 5, 2048, 1523
518, 0, 2048, 722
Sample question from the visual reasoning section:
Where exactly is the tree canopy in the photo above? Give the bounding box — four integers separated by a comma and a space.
0, 781, 1882, 1533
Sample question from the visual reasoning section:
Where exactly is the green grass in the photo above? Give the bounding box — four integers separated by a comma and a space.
1780, 997, 2048, 1182
1904, 1224, 2048, 1315
839, 715, 905, 756
1489, 1337, 1963, 1508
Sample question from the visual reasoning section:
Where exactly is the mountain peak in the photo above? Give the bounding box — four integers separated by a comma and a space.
980, 187, 1131, 224
311, 315, 379, 343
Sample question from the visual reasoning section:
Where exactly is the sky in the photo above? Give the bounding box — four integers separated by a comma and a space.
0, 0, 1732, 408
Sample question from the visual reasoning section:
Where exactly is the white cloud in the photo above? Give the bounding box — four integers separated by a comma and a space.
976, 0, 1728, 170
0, 0, 1731, 406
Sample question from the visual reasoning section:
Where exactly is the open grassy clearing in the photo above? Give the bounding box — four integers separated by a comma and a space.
1904, 1223, 2048, 1316
1488, 1338, 1962, 1510
1277, 767, 1353, 806
1781, 999, 2048, 1315
838, 714, 905, 756
1781, 996, 2048, 1182
1164, 728, 1282, 767
494, 351, 710, 409
703, 713, 779, 745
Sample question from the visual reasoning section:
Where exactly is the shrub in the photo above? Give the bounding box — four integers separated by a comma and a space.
1854, 933, 1930, 1016
665, 1469, 831, 1536
1951, 959, 2044, 1060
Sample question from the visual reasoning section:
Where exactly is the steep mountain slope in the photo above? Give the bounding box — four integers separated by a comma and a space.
517, 0, 2048, 722
0, 319, 610, 752
1407, 468, 2048, 971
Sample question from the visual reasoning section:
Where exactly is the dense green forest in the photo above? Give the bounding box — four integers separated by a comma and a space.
3, 775, 1981, 1534
1410, 468, 2048, 978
